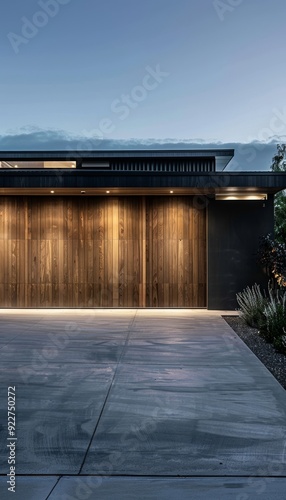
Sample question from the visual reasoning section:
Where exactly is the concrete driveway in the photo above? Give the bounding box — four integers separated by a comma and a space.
0, 309, 286, 499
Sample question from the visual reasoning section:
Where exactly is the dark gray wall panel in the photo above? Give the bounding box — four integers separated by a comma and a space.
208, 196, 274, 310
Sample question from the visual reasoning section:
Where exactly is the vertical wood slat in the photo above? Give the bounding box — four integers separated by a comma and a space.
139, 197, 146, 307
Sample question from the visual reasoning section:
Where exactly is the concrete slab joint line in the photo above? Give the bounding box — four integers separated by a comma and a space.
78, 309, 138, 474
0, 309, 286, 499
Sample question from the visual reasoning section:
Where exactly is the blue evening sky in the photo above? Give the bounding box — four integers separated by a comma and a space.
1, 0, 286, 154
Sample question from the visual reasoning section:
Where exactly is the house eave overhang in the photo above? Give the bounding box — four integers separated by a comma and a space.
0, 148, 234, 160
0, 171, 285, 195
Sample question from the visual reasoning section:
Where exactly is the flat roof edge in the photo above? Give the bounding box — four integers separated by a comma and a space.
0, 149, 235, 158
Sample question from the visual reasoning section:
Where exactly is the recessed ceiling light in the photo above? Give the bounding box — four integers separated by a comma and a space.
216, 193, 268, 201
50, 190, 55, 194
15, 165, 18, 168
81, 190, 86, 194
106, 190, 110, 194
170, 190, 174, 194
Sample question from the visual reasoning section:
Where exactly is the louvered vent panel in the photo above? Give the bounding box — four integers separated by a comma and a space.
82, 158, 215, 172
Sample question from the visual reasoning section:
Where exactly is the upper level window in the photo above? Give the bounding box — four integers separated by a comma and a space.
0, 161, 76, 169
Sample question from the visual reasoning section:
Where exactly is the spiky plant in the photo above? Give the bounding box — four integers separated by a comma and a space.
262, 288, 286, 350
236, 284, 266, 328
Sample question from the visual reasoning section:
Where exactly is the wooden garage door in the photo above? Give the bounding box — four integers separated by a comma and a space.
146, 197, 206, 307
0, 196, 142, 307
0, 196, 206, 307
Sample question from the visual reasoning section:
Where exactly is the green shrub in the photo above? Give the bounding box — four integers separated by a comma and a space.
236, 284, 266, 328
273, 333, 286, 353
258, 234, 286, 289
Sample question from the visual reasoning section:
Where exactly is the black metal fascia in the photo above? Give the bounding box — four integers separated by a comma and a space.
0, 171, 286, 192
0, 149, 234, 160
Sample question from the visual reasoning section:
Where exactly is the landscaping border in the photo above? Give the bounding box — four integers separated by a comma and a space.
223, 315, 286, 390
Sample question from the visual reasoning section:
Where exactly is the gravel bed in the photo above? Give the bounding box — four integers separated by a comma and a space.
223, 315, 286, 390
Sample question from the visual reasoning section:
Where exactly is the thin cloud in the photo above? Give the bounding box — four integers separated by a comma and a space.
0, 128, 283, 171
